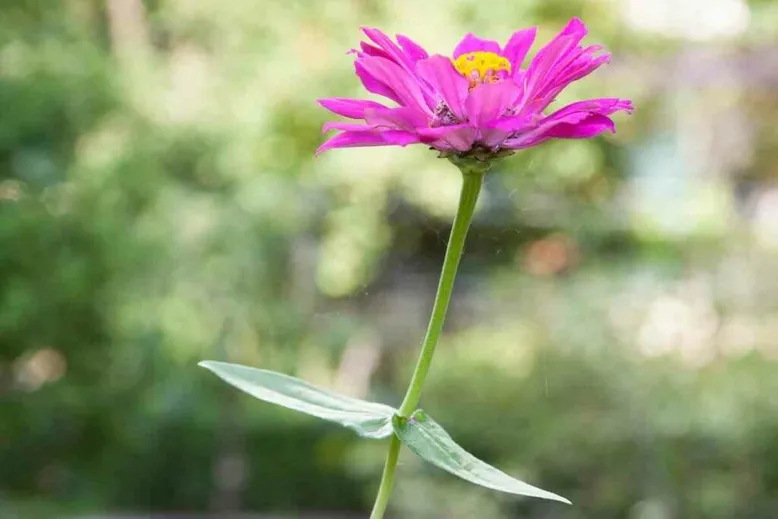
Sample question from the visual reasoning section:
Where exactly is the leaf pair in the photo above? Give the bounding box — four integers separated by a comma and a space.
200, 361, 570, 504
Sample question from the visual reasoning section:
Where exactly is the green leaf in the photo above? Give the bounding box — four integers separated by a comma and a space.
392, 410, 571, 504
199, 361, 395, 439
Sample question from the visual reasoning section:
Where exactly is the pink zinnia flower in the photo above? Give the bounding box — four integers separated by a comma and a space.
317, 18, 633, 160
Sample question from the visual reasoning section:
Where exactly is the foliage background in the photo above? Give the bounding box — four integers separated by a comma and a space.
1, 0, 777, 517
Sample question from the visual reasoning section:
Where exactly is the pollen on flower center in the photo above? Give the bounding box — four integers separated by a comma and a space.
452, 51, 511, 88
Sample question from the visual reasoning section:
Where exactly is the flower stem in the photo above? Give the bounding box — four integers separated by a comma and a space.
397, 168, 484, 417
369, 164, 486, 519
369, 435, 402, 519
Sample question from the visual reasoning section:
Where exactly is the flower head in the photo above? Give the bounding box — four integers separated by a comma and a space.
317, 18, 633, 162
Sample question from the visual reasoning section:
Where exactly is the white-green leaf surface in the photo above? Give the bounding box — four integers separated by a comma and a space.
199, 361, 394, 439
393, 410, 571, 504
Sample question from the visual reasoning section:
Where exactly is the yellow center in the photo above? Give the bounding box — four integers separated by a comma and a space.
452, 51, 511, 88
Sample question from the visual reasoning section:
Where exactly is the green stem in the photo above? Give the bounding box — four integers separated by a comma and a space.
369, 164, 486, 519
369, 435, 402, 519
397, 168, 484, 417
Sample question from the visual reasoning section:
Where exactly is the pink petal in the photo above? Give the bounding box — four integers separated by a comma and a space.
521, 35, 576, 105
440, 127, 477, 151
317, 130, 419, 154
357, 41, 392, 60
397, 34, 429, 62
477, 108, 533, 148
532, 18, 588, 70
380, 130, 422, 146
357, 57, 431, 114
503, 27, 537, 73
362, 27, 416, 73
359, 29, 436, 108
487, 113, 537, 134
478, 128, 512, 148
322, 121, 374, 133
543, 113, 616, 139
416, 55, 469, 120
452, 33, 502, 58
503, 97, 632, 149
548, 98, 634, 119
522, 18, 589, 102
355, 61, 402, 105
502, 112, 593, 149
542, 49, 611, 101
557, 17, 589, 41
318, 98, 388, 119
417, 124, 476, 152
364, 106, 429, 131
464, 80, 523, 128
317, 131, 388, 154
506, 114, 615, 150
540, 45, 608, 101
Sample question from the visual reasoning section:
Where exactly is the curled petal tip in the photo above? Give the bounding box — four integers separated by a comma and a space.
567, 17, 587, 31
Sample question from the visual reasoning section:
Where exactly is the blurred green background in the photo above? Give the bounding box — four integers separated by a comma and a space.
2, 0, 778, 518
